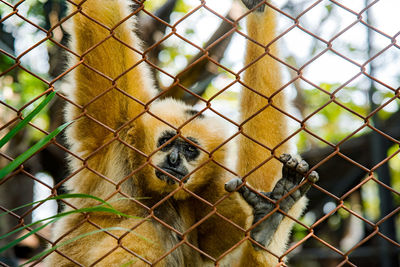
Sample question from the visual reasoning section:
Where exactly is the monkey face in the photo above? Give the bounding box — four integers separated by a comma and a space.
139, 98, 230, 198
153, 131, 200, 185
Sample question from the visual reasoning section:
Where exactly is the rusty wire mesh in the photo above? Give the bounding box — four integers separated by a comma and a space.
0, 0, 399, 266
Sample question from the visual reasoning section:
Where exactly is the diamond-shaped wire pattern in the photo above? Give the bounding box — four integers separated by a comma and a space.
0, 0, 399, 266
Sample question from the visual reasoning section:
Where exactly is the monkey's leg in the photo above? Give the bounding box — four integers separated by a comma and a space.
225, 154, 319, 249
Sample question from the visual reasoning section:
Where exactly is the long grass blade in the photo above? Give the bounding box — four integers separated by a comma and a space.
0, 218, 58, 254
0, 193, 114, 218
21, 227, 149, 266
120, 259, 139, 267
0, 206, 142, 248
0, 91, 56, 149
0, 120, 72, 180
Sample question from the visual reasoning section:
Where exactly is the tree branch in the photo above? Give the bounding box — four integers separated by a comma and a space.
161, 13, 236, 105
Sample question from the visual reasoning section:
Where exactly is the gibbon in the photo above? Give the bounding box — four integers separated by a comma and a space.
46, 0, 319, 266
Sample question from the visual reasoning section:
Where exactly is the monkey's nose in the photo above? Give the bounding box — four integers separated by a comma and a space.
168, 149, 180, 166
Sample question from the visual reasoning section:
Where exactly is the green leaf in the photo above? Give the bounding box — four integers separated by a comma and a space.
0, 206, 142, 254
120, 259, 139, 267
0, 91, 56, 149
0, 218, 57, 254
21, 227, 149, 266
0, 206, 140, 241
325, 4, 333, 13
0, 193, 114, 218
0, 120, 72, 180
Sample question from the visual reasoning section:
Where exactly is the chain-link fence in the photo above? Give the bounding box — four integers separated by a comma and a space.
0, 0, 399, 266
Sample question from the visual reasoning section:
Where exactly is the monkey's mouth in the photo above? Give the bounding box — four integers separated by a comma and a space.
155, 167, 188, 185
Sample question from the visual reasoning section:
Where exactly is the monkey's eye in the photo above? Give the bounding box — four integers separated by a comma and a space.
184, 144, 199, 160
187, 145, 196, 152
157, 133, 175, 150
158, 137, 170, 146
158, 138, 173, 151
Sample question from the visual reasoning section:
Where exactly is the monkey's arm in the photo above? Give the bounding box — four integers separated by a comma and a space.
67, 0, 156, 151
238, 1, 289, 191
236, 1, 315, 264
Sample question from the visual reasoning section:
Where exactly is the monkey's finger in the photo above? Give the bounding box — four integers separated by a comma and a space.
279, 153, 292, 163
225, 178, 242, 192
285, 157, 299, 183
287, 157, 298, 169
280, 154, 291, 178
299, 171, 319, 195
294, 160, 309, 183
296, 160, 309, 174
308, 171, 319, 183
225, 178, 265, 207
238, 186, 262, 207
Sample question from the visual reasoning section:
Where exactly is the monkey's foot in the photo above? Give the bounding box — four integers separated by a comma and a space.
241, 0, 266, 12
225, 154, 319, 249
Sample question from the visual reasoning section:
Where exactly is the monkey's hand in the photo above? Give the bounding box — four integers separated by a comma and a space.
225, 154, 319, 249
241, 0, 267, 12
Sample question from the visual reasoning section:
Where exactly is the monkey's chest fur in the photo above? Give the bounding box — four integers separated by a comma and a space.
142, 198, 203, 266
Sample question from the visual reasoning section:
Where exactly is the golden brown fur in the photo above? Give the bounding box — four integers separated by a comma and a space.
46, 1, 307, 266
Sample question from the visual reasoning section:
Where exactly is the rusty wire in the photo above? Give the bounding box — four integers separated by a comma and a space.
0, 0, 399, 266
